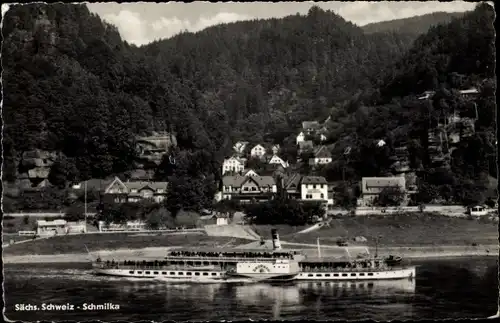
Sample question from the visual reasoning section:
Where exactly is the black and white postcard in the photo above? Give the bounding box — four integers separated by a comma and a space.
2, 1, 497, 321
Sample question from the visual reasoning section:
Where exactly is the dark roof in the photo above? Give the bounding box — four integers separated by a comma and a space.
302, 121, 320, 130
298, 141, 314, 149
313, 146, 332, 158
222, 175, 275, 187
301, 176, 328, 184
361, 177, 405, 194
284, 173, 303, 190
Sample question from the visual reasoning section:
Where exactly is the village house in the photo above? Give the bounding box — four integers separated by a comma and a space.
221, 175, 277, 203
300, 176, 330, 207
282, 174, 333, 210
296, 132, 306, 145
250, 144, 267, 158
271, 144, 280, 155
298, 140, 314, 155
36, 219, 87, 236
222, 156, 246, 175
309, 146, 333, 166
233, 141, 249, 155
359, 176, 407, 207
302, 121, 320, 135
243, 169, 259, 177
459, 87, 479, 99
103, 176, 168, 204
136, 131, 177, 165
267, 155, 289, 168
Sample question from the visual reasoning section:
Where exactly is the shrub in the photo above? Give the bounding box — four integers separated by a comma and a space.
3, 215, 15, 220
23, 215, 30, 225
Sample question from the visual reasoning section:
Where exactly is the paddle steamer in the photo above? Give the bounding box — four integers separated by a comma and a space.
92, 230, 415, 282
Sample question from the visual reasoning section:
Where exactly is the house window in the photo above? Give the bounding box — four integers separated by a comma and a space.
131, 189, 137, 193
244, 187, 249, 191
306, 194, 312, 199
157, 189, 164, 193
313, 185, 316, 189
320, 184, 323, 189
320, 194, 324, 199
251, 187, 257, 191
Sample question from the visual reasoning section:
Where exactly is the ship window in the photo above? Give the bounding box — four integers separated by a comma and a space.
359, 273, 365, 276
342, 274, 348, 277
350, 273, 356, 277
367, 273, 374, 276
316, 274, 322, 277
145, 271, 150, 274
203, 273, 209, 276
333, 274, 339, 277
325, 274, 330, 277
186, 272, 192, 276
178, 272, 184, 275
137, 271, 142, 274
170, 272, 175, 275
211, 273, 217, 276
154, 271, 159, 275
129, 271, 134, 274
162, 272, 167, 275
195, 272, 200, 276
308, 274, 314, 277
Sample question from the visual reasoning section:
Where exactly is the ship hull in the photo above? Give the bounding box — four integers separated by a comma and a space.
93, 266, 416, 282
294, 266, 416, 281
93, 268, 227, 280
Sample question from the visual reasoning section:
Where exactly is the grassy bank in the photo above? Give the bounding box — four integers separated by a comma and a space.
252, 213, 498, 247
2, 232, 250, 256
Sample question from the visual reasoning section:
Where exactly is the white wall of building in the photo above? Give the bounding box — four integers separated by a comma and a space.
300, 183, 328, 201
250, 145, 266, 158
222, 157, 245, 174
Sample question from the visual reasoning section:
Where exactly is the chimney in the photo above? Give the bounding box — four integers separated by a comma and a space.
271, 229, 282, 250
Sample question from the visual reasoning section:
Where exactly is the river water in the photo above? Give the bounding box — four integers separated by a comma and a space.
4, 257, 498, 321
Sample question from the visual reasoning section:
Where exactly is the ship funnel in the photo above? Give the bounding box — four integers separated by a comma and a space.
271, 229, 282, 250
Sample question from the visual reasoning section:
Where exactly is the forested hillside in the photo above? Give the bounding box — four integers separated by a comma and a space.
325, 3, 496, 206
139, 6, 417, 142
2, 3, 496, 211
362, 11, 466, 35
2, 4, 415, 183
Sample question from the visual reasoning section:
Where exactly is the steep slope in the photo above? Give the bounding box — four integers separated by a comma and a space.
362, 11, 467, 35
2, 4, 222, 186
379, 3, 495, 99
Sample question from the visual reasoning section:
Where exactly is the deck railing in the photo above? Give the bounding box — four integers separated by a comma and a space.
165, 256, 295, 262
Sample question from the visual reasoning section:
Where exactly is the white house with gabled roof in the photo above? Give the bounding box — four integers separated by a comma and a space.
268, 155, 289, 168
250, 144, 267, 158
243, 169, 259, 177
222, 156, 246, 175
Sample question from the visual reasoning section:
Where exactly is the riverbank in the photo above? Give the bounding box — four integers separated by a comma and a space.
3, 243, 498, 264
253, 213, 499, 247
2, 232, 249, 257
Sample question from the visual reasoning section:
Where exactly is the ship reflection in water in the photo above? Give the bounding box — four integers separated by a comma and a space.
234, 279, 416, 319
